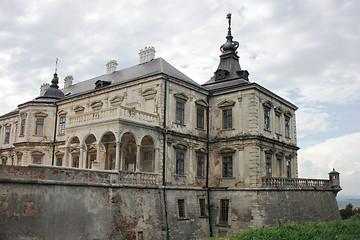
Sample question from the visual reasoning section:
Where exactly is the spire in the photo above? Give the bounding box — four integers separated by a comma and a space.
202, 13, 250, 90
36, 59, 65, 100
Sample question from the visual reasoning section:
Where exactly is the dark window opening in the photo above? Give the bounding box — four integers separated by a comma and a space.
286, 157, 292, 178
178, 199, 185, 218
176, 151, 184, 175
35, 118, 44, 136
197, 107, 205, 129
220, 199, 229, 224
222, 109, 232, 129
266, 153, 272, 177
20, 119, 26, 136
59, 116, 66, 135
264, 108, 270, 131
56, 157, 63, 166
176, 101, 184, 124
33, 156, 42, 165
72, 155, 79, 168
222, 156, 233, 177
199, 198, 206, 217
4, 127, 10, 144
285, 117, 290, 138
197, 155, 205, 177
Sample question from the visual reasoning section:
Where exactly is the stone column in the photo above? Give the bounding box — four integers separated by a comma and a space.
65, 147, 70, 167
79, 146, 85, 168
136, 144, 141, 172
115, 141, 120, 171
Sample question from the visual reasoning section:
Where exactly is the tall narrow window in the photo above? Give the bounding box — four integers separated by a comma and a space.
222, 109, 232, 129
264, 108, 270, 131
4, 127, 10, 144
266, 153, 272, 177
220, 199, 229, 224
197, 107, 205, 129
199, 198, 206, 217
20, 119, 26, 136
59, 116, 66, 135
286, 157, 292, 178
72, 155, 79, 168
176, 101, 184, 124
285, 117, 290, 138
222, 156, 233, 177
176, 151, 184, 175
197, 154, 205, 177
56, 157, 63, 166
35, 118, 44, 136
178, 199, 185, 218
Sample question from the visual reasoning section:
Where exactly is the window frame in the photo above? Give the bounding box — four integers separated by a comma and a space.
264, 107, 271, 131
175, 100, 185, 124
222, 155, 233, 178
72, 155, 80, 168
56, 156, 63, 166
58, 116, 66, 135
219, 199, 230, 225
196, 154, 205, 177
177, 199, 186, 218
265, 152, 272, 177
20, 118, 26, 136
176, 151, 185, 175
286, 156, 292, 178
35, 118, 44, 136
222, 108, 232, 130
33, 156, 42, 165
199, 198, 207, 217
196, 107, 205, 129
285, 116, 290, 138
4, 127, 10, 144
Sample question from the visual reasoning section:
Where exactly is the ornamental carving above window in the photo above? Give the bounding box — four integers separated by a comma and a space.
90, 101, 103, 111
110, 96, 124, 106
174, 92, 189, 102
195, 99, 208, 107
218, 100, 235, 108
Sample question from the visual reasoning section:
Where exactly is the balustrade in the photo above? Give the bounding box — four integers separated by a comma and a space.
119, 171, 159, 185
262, 177, 331, 189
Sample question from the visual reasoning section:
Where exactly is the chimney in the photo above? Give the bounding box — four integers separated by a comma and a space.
40, 83, 50, 96
106, 60, 118, 74
64, 75, 74, 88
139, 46, 156, 64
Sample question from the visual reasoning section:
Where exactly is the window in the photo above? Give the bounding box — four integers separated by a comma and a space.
72, 155, 79, 168
20, 119, 26, 136
286, 157, 292, 178
178, 199, 185, 218
222, 156, 233, 177
197, 154, 205, 177
33, 156, 42, 164
264, 108, 270, 131
35, 118, 44, 136
176, 151, 184, 175
266, 153, 272, 177
219, 199, 229, 224
197, 107, 205, 129
4, 127, 10, 144
285, 117, 290, 138
222, 109, 232, 129
137, 232, 144, 240
59, 116, 66, 135
199, 198, 206, 217
56, 157, 63, 166
176, 101, 184, 124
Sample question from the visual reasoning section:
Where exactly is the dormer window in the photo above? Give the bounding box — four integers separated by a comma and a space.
95, 80, 111, 89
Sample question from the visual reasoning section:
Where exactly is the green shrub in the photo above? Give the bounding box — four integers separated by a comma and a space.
211, 215, 360, 240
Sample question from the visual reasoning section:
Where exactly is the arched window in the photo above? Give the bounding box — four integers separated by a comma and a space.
121, 132, 137, 171
140, 136, 155, 172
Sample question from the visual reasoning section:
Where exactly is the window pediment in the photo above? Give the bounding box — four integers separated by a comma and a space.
142, 88, 157, 100
74, 106, 85, 113
174, 93, 189, 102
90, 101, 103, 111
196, 147, 207, 154
58, 110, 67, 116
218, 100, 235, 108
284, 110, 293, 118
110, 96, 124, 106
275, 106, 283, 116
34, 112, 48, 118
263, 100, 273, 109
195, 99, 208, 107
173, 143, 188, 151
220, 148, 236, 155
31, 150, 44, 156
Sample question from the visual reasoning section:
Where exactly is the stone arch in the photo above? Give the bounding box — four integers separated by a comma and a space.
120, 132, 137, 171
84, 134, 97, 169
140, 135, 155, 172
100, 131, 117, 170
69, 136, 80, 168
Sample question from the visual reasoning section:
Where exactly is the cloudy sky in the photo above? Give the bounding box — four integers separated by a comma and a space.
1, 0, 359, 195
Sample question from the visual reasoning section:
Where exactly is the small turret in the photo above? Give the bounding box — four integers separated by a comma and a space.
329, 168, 340, 188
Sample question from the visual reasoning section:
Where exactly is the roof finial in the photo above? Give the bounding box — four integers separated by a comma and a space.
55, 58, 59, 74
227, 12, 232, 37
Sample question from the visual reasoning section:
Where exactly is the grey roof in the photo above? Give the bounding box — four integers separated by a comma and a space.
62, 57, 204, 99
0, 108, 19, 119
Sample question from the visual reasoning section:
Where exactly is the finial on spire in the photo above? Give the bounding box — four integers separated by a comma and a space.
220, 12, 239, 54
227, 12, 232, 36
55, 58, 59, 74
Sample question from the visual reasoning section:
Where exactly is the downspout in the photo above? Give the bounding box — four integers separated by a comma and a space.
162, 76, 170, 240
206, 94, 213, 237
51, 103, 59, 166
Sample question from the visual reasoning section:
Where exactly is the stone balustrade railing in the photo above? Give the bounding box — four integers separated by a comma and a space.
119, 171, 159, 185
262, 177, 331, 188
68, 106, 159, 128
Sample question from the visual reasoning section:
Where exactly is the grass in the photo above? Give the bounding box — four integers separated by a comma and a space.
210, 215, 360, 240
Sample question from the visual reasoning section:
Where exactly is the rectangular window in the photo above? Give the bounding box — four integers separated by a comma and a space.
197, 155, 205, 177
222, 109, 232, 129
137, 231, 144, 240
264, 108, 270, 131
220, 199, 229, 224
176, 152, 184, 175
59, 116, 66, 135
35, 118, 44, 136
20, 119, 26, 136
266, 153, 272, 177
199, 198, 206, 217
72, 155, 79, 168
222, 156, 233, 177
4, 127, 10, 144
176, 101, 184, 124
196, 107, 205, 129
285, 117, 290, 138
56, 157, 63, 166
178, 199, 185, 218
286, 157, 292, 178
33, 156, 42, 164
